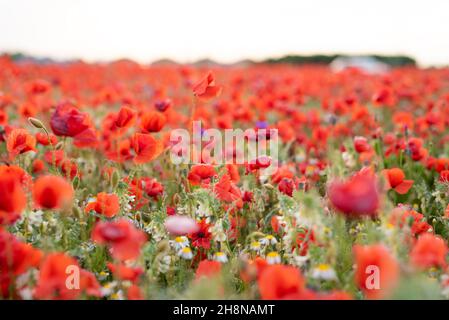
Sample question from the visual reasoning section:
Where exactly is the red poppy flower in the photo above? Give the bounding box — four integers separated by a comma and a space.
127, 285, 144, 300
0, 230, 42, 298
50, 102, 97, 146
139, 177, 164, 199
258, 265, 305, 300
32, 159, 46, 174
195, 260, 222, 280
410, 233, 448, 269
140, 111, 166, 133
187, 164, 217, 186
6, 128, 36, 159
439, 170, 449, 183
92, 219, 147, 261
188, 219, 212, 249
34, 253, 101, 300
383, 168, 414, 194
353, 244, 399, 299
390, 207, 432, 237
85, 192, 120, 218
36, 132, 58, 146
114, 105, 136, 130
50, 102, 90, 137
213, 173, 242, 206
0, 171, 27, 225
192, 72, 222, 100
32, 175, 74, 210
131, 133, 163, 164
328, 169, 380, 218
107, 262, 143, 282
353, 136, 371, 153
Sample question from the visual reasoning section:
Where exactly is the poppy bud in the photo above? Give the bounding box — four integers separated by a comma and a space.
55, 141, 64, 150
72, 176, 80, 189
111, 170, 119, 189
28, 117, 44, 129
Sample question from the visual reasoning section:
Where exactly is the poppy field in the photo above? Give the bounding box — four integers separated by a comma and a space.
2, 55, 449, 300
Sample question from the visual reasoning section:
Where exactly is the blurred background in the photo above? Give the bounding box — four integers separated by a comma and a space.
0, 0, 448, 66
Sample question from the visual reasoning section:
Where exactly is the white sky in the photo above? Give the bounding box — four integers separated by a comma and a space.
0, 0, 448, 66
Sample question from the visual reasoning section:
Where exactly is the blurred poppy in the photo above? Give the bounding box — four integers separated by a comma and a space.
193, 72, 222, 100
353, 244, 399, 299
410, 233, 448, 269
92, 219, 147, 261
328, 169, 380, 218
33, 175, 74, 210
258, 265, 305, 300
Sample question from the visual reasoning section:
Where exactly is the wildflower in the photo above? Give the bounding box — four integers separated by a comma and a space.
140, 111, 166, 133
353, 136, 371, 153
311, 264, 337, 281
192, 72, 222, 100
188, 219, 212, 249
50, 102, 97, 147
92, 219, 147, 261
165, 215, 199, 236
353, 244, 399, 299
178, 247, 193, 260
328, 169, 380, 218
154, 98, 172, 112
131, 132, 163, 164
383, 168, 414, 194
214, 252, 228, 263
107, 262, 143, 282
250, 241, 262, 252
0, 171, 27, 225
0, 230, 42, 298
187, 164, 216, 186
213, 173, 242, 207
410, 233, 448, 269
195, 260, 222, 279
114, 105, 136, 131
266, 251, 281, 265
35, 132, 57, 146
6, 128, 36, 159
258, 235, 275, 246
85, 192, 120, 218
258, 265, 305, 299
34, 253, 101, 300
32, 175, 74, 210
170, 236, 189, 250
390, 207, 432, 237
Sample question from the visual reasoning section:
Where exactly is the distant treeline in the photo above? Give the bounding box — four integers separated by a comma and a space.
264, 54, 416, 67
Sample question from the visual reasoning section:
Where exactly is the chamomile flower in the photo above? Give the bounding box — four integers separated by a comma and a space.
171, 236, 189, 250
266, 251, 281, 264
250, 241, 262, 252
178, 247, 193, 260
214, 251, 228, 263
311, 264, 337, 281
265, 235, 278, 245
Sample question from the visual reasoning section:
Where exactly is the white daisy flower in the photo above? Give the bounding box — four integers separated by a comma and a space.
214, 252, 228, 263
266, 251, 281, 264
170, 236, 189, 250
178, 247, 193, 260
311, 264, 337, 281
